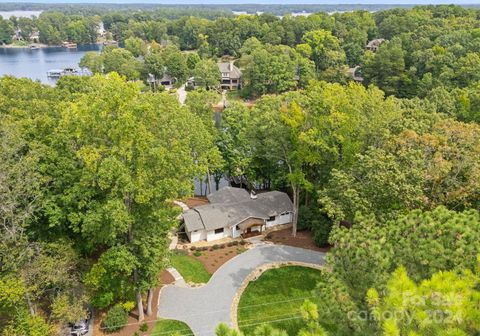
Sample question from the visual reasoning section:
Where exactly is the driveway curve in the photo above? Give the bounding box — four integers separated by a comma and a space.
158, 245, 325, 336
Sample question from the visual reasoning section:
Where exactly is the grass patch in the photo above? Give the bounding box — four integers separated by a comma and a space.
170, 253, 211, 283
152, 319, 193, 335
237, 266, 323, 335
226, 90, 243, 102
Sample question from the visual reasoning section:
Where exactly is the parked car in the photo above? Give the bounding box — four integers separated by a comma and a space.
70, 309, 91, 336
70, 319, 88, 336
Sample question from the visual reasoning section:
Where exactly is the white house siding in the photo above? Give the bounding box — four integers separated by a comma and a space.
206, 228, 229, 242
232, 225, 242, 239
265, 212, 293, 228
188, 229, 207, 243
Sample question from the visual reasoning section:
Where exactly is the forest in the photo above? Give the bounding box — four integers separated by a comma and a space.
1, 4, 480, 336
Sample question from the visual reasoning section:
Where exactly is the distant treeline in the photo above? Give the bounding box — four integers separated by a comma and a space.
0, 3, 440, 16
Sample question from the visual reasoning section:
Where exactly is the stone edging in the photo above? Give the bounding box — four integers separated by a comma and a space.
230, 261, 324, 329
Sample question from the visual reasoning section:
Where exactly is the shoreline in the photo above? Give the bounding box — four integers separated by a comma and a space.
0, 42, 103, 49
0, 43, 51, 49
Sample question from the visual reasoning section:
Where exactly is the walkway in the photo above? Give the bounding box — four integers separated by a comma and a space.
158, 245, 325, 336
177, 85, 187, 105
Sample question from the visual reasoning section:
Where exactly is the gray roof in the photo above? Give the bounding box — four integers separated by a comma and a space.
182, 209, 204, 231
183, 187, 293, 233
366, 39, 385, 48
218, 62, 242, 79
207, 186, 250, 204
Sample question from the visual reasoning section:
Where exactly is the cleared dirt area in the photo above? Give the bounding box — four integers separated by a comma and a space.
264, 228, 330, 252
93, 270, 175, 336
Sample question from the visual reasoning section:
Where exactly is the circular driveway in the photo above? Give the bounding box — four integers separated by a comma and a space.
158, 244, 325, 336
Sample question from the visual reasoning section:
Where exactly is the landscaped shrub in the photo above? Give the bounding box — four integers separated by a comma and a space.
193, 251, 202, 257
220, 244, 225, 249
227, 242, 234, 247
200, 246, 208, 251
139, 322, 148, 332
190, 246, 197, 251
212, 244, 220, 250
232, 241, 239, 246
101, 305, 128, 332
239, 241, 246, 245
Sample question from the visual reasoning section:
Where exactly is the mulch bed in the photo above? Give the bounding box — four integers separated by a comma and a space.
264, 228, 330, 253
189, 244, 249, 274
93, 270, 175, 336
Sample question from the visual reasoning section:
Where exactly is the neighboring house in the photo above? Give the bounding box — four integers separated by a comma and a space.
147, 72, 176, 89
347, 66, 364, 83
183, 187, 293, 243
366, 38, 386, 52
219, 62, 242, 90
29, 31, 39, 43
186, 61, 242, 90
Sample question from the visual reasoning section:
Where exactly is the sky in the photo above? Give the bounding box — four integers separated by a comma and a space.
0, 0, 479, 4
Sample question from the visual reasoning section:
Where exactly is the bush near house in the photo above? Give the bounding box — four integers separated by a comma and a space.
101, 305, 128, 332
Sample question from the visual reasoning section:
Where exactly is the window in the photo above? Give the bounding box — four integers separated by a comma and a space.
267, 216, 276, 222
214, 228, 224, 235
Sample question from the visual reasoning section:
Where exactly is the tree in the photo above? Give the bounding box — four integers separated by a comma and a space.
144, 51, 165, 79
242, 45, 301, 97
162, 45, 189, 83
0, 18, 14, 44
217, 102, 254, 182
367, 264, 480, 336
301, 30, 347, 80
62, 74, 216, 320
249, 97, 314, 236
79, 51, 103, 74
327, 207, 480, 308
102, 48, 144, 80
362, 38, 407, 96
192, 59, 221, 89
124, 36, 147, 57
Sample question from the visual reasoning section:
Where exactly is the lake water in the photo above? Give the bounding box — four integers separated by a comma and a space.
0, 44, 102, 84
0, 10, 42, 19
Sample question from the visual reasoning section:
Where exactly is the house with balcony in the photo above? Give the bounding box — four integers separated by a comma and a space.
219, 62, 242, 90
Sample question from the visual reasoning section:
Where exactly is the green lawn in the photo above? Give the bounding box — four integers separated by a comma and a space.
237, 266, 323, 335
152, 319, 193, 335
170, 253, 211, 283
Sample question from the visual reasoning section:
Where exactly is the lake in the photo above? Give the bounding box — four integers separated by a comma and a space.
0, 10, 42, 19
0, 44, 102, 84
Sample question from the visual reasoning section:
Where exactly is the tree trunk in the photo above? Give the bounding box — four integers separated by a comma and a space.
292, 185, 300, 237
146, 288, 154, 316
136, 288, 145, 322
25, 294, 35, 316
206, 168, 212, 195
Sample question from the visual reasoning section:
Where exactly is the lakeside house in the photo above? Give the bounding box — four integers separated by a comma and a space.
183, 187, 293, 243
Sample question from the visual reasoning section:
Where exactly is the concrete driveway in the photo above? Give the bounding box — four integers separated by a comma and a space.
158, 245, 325, 336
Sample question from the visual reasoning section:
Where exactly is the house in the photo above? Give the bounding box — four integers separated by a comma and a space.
183, 187, 293, 243
366, 39, 386, 52
188, 62, 242, 90
347, 66, 364, 83
219, 62, 242, 90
